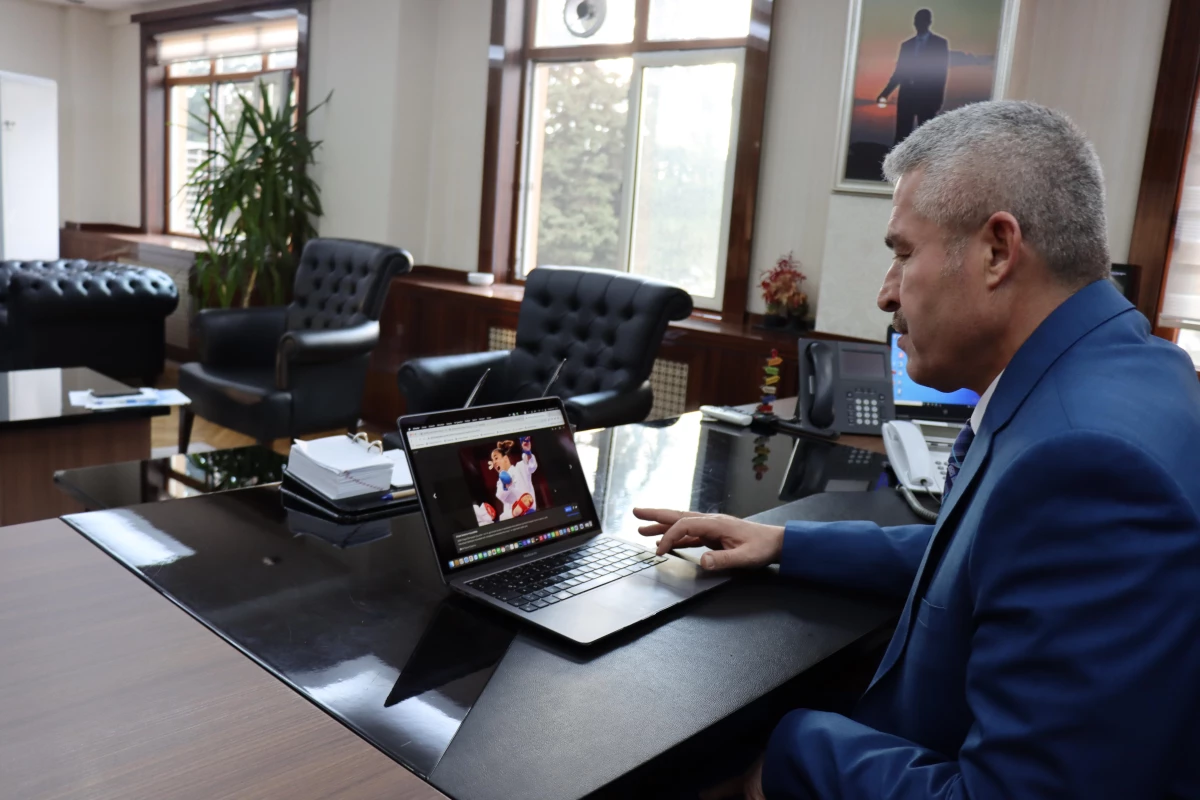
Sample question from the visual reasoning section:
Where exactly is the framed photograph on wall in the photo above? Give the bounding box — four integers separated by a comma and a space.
833, 0, 1020, 194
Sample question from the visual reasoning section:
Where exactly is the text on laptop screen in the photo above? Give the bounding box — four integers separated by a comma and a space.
890, 332, 980, 408
405, 405, 600, 573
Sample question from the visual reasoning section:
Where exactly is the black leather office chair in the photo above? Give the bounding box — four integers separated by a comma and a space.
385, 266, 692, 445
178, 238, 412, 452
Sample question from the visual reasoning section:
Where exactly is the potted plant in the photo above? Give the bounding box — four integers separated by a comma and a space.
760, 251, 811, 330
185, 85, 328, 309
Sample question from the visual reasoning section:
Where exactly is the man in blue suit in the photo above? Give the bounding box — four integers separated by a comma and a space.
636, 101, 1200, 798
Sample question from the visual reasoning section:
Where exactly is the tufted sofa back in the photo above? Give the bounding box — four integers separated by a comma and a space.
287, 238, 412, 331
507, 267, 692, 399
0, 260, 178, 320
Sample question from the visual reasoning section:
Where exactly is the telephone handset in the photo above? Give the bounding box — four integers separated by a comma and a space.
796, 338, 895, 435
882, 420, 946, 494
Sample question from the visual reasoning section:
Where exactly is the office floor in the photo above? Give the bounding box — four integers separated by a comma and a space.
152, 363, 383, 455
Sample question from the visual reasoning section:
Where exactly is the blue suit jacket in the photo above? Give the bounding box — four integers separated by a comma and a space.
764, 280, 1200, 799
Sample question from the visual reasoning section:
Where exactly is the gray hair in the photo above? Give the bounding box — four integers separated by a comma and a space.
882, 100, 1110, 286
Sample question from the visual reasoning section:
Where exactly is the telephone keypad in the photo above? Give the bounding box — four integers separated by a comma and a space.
846, 388, 883, 429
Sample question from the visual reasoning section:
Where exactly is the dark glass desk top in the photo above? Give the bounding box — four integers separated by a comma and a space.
0, 367, 169, 429
63, 412, 912, 800
55, 445, 287, 510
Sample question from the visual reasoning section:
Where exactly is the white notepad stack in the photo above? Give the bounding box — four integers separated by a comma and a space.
286, 436, 396, 500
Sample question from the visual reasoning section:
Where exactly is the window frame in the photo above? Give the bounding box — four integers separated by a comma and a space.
135, 0, 311, 237
479, 0, 775, 320
515, 48, 745, 309
163, 54, 299, 237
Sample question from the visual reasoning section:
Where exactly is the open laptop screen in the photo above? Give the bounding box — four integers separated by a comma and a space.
402, 400, 600, 574
890, 331, 980, 422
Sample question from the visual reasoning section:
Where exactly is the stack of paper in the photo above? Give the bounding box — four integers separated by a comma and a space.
68, 388, 191, 410
287, 436, 395, 500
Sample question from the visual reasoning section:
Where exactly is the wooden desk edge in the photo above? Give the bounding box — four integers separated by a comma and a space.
0, 518, 445, 800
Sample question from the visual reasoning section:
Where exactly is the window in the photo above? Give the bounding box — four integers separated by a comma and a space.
1159, 84, 1200, 363
158, 19, 299, 236
515, 0, 754, 311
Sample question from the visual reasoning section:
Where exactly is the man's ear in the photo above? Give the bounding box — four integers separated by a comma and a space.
982, 211, 1022, 289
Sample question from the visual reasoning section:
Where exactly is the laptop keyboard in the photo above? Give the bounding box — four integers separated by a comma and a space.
466, 538, 669, 613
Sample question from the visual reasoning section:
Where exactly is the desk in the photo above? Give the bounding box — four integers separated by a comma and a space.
0, 518, 442, 799
55, 409, 913, 799
0, 368, 169, 525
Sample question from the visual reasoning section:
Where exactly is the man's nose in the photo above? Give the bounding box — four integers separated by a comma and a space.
878, 262, 900, 313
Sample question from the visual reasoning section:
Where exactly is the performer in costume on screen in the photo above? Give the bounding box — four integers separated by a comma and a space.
489, 437, 538, 520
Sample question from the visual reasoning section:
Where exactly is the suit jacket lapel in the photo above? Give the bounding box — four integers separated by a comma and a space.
865, 280, 1135, 692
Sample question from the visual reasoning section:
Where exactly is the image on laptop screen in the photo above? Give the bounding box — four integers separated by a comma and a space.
890, 331, 980, 420
403, 402, 600, 574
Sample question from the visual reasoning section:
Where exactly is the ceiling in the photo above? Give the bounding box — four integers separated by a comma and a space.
30, 0, 154, 10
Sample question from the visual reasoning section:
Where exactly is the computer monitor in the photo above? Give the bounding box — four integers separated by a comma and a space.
889, 330, 979, 423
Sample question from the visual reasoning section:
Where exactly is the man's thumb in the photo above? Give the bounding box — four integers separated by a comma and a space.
700, 548, 736, 571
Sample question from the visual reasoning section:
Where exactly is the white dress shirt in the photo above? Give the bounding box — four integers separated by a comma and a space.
970, 372, 1003, 433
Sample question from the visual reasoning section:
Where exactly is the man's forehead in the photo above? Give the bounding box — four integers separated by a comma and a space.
886, 172, 931, 247
886, 201, 912, 248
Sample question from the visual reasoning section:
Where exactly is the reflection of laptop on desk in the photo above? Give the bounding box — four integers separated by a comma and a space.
398, 397, 729, 645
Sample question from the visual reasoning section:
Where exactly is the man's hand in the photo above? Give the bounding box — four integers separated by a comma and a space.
633, 508, 784, 571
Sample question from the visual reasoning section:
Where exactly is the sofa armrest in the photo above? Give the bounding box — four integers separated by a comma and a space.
398, 350, 511, 414
276, 321, 379, 388
195, 306, 287, 369
563, 382, 654, 431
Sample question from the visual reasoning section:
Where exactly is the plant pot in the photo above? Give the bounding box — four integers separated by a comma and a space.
761, 312, 813, 333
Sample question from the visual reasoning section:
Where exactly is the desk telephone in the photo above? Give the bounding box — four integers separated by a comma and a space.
797, 338, 895, 435
881, 419, 953, 522
882, 420, 948, 494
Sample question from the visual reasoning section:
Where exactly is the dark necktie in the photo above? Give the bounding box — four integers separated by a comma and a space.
942, 423, 975, 497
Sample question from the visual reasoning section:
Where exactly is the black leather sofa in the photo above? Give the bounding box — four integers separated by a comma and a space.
0, 260, 179, 382
385, 266, 692, 445
178, 238, 412, 450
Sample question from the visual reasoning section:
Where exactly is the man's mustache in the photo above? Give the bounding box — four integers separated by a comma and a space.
893, 312, 908, 334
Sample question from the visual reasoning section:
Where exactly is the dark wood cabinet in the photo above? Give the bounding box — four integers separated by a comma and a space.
362, 271, 872, 428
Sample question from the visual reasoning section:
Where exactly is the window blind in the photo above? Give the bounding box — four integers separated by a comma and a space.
1160, 93, 1200, 330
155, 18, 297, 64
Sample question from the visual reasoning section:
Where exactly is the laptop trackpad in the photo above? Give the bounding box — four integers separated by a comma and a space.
536, 560, 728, 644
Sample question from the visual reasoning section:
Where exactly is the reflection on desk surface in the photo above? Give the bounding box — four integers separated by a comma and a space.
56, 445, 286, 509
0, 367, 169, 425
583, 412, 891, 541
61, 407, 901, 800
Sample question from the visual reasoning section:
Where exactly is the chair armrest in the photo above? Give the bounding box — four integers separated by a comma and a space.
276, 321, 379, 388
194, 306, 287, 368
563, 382, 654, 431
398, 350, 511, 413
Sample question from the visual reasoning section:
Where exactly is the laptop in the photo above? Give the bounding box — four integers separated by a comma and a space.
888, 329, 981, 475
397, 397, 730, 645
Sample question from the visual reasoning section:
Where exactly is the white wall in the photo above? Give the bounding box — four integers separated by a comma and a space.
792, 0, 1171, 341
107, 17, 141, 227
19, 0, 1163, 301
306, 0, 405, 242
0, 0, 142, 227
303, 0, 490, 266
422, 0, 489, 270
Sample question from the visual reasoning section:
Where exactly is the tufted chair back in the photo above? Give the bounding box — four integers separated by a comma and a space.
505, 267, 693, 400
286, 238, 405, 331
